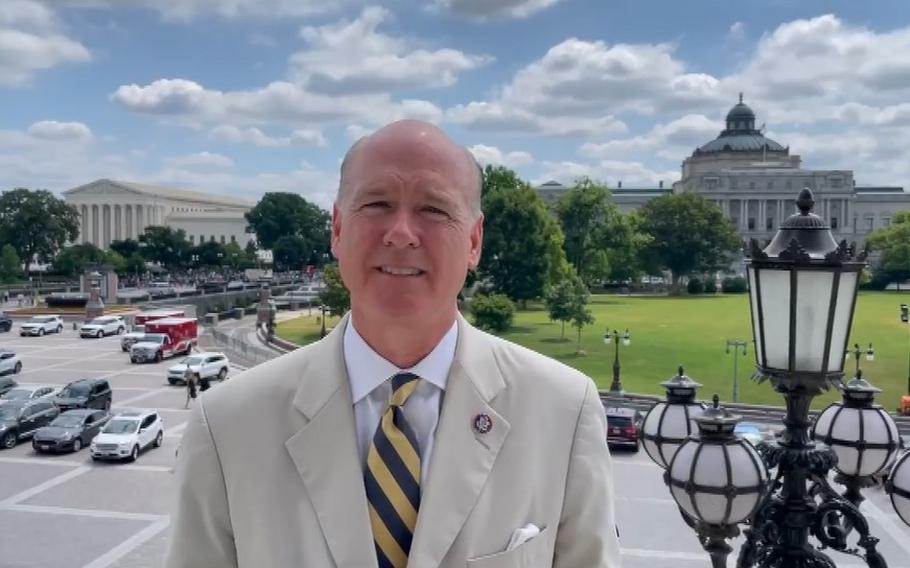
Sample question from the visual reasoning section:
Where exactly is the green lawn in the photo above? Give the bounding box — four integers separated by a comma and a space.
277, 292, 910, 410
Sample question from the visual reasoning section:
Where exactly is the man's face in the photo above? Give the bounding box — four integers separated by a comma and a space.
331, 130, 482, 324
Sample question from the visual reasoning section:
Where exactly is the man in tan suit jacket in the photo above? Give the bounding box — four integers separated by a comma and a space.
166, 120, 620, 567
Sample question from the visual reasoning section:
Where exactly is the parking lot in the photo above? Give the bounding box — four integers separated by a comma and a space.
0, 326, 244, 568
1, 324, 909, 567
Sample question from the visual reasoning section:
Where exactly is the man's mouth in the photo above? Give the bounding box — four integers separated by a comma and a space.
377, 266, 425, 276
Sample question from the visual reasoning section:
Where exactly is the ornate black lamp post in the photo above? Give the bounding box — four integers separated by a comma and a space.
603, 328, 631, 395
645, 188, 910, 567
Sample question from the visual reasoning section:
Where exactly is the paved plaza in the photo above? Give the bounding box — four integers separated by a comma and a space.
1, 324, 909, 567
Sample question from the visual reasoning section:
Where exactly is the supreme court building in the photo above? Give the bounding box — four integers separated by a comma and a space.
63, 179, 255, 250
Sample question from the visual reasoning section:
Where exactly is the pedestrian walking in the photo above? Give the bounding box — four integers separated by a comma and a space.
184, 368, 198, 409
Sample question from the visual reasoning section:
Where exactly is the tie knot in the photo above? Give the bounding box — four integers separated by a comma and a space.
390, 373, 419, 407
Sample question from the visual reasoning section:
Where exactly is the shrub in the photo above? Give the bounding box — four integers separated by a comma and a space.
704, 279, 717, 294
722, 276, 748, 293
470, 293, 515, 332
687, 277, 704, 295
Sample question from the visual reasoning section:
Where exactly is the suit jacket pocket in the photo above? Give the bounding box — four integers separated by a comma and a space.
466, 525, 551, 568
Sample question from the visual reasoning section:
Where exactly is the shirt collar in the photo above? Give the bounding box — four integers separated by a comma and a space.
344, 318, 458, 404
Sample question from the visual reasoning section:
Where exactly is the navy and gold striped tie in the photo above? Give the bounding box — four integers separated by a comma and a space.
365, 372, 422, 568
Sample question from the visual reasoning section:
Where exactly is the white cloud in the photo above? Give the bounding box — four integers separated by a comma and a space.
26, 120, 93, 141
248, 32, 277, 48
468, 144, 533, 169
290, 7, 491, 94
345, 124, 373, 141
447, 38, 724, 135
435, 0, 561, 20
164, 151, 235, 169
49, 0, 345, 21
581, 114, 720, 161
0, 1, 90, 87
210, 125, 326, 147
728, 21, 746, 41
537, 159, 677, 188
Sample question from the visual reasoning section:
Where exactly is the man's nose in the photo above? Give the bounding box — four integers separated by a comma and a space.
383, 209, 420, 248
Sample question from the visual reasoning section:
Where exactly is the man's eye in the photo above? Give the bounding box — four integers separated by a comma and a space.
423, 206, 448, 216
363, 201, 389, 209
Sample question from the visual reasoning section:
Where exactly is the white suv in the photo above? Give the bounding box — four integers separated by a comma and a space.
0, 351, 21, 376
90, 410, 164, 462
80, 316, 126, 338
167, 352, 230, 385
19, 315, 64, 336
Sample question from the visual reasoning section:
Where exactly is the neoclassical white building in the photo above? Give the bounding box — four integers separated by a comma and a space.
537, 97, 910, 249
63, 179, 255, 249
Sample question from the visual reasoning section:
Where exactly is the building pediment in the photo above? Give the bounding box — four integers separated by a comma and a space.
63, 179, 144, 199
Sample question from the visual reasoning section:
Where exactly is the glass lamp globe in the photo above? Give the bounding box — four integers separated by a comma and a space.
667, 395, 769, 526
641, 367, 705, 469
621, 330, 631, 346
888, 450, 910, 527
812, 370, 901, 477
603, 331, 612, 345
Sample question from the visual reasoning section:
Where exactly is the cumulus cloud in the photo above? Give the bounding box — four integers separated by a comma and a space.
537, 159, 677, 188
210, 125, 326, 147
468, 144, 533, 169
728, 21, 746, 41
164, 151, 235, 169
27, 120, 93, 141
0, 0, 90, 87
49, 0, 345, 21
111, 78, 443, 128
290, 7, 491, 94
581, 114, 720, 161
435, 0, 561, 20
447, 38, 724, 135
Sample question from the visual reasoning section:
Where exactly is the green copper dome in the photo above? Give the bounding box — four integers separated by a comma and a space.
694, 95, 788, 155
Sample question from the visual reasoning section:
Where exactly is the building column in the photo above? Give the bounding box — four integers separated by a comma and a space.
135, 204, 143, 238
80, 205, 87, 243
740, 200, 746, 230
759, 200, 766, 230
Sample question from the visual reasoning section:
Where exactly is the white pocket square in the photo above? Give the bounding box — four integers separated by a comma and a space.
506, 523, 541, 551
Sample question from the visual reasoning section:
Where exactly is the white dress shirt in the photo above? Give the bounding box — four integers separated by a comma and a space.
345, 318, 458, 486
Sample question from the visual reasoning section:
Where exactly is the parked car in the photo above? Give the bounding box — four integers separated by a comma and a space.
19, 315, 64, 336
226, 280, 245, 291
0, 350, 22, 376
1, 384, 61, 402
167, 352, 230, 385
147, 281, 175, 297
52, 378, 112, 412
0, 376, 17, 397
32, 409, 110, 453
80, 316, 126, 338
605, 406, 644, 452
121, 331, 146, 352
199, 280, 227, 294
90, 410, 164, 462
0, 399, 60, 449
0, 312, 11, 332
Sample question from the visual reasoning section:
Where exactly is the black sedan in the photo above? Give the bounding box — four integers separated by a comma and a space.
32, 409, 110, 453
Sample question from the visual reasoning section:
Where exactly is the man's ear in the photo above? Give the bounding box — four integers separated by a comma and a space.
330, 204, 342, 259
468, 213, 484, 269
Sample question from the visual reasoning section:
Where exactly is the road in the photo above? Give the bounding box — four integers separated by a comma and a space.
0, 324, 908, 567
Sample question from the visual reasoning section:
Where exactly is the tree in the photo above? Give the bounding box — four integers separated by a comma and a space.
567, 278, 595, 352
110, 238, 142, 260
272, 235, 309, 271
139, 226, 191, 270
0, 245, 21, 284
545, 276, 576, 340
223, 241, 253, 270
636, 193, 741, 293
867, 212, 910, 288
191, 241, 228, 268
318, 263, 350, 316
52, 243, 107, 277
479, 167, 568, 306
245, 192, 331, 253
0, 188, 79, 273
125, 253, 146, 276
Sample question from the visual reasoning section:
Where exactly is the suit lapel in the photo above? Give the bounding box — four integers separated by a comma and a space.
409, 315, 511, 567
284, 314, 378, 568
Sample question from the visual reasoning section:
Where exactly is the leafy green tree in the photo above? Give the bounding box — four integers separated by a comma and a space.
245, 192, 331, 253
480, 167, 568, 306
568, 278, 595, 352
0, 245, 21, 284
191, 241, 228, 268
272, 235, 310, 271
636, 193, 740, 293
470, 292, 515, 332
867, 212, 910, 288
139, 226, 191, 270
545, 276, 577, 340
125, 253, 146, 276
52, 243, 107, 277
110, 238, 141, 260
0, 188, 79, 273
318, 263, 350, 316
223, 241, 253, 270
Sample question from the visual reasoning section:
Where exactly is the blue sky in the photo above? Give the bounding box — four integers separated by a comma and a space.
3, 0, 910, 209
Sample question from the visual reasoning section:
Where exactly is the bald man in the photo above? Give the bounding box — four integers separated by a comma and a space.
165, 120, 620, 568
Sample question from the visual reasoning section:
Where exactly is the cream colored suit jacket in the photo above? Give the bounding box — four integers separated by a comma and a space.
165, 314, 620, 568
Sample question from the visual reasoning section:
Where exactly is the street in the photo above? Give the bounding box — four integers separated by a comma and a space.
0, 325, 908, 567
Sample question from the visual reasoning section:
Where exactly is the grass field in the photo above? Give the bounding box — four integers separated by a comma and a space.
277, 292, 910, 410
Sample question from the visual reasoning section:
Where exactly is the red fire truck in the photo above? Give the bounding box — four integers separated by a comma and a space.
129, 318, 198, 364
